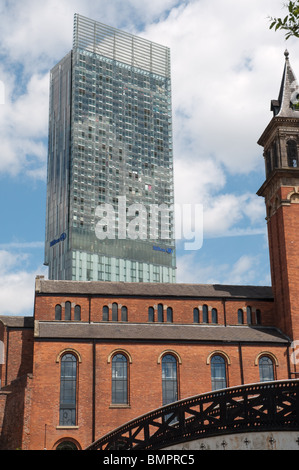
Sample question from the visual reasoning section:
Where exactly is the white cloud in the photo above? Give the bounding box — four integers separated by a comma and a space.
203, 193, 266, 238
0, 0, 76, 70
0, 250, 47, 316
0, 71, 49, 177
0, 0, 295, 181
174, 157, 266, 239
174, 158, 226, 204
176, 252, 270, 286
142, 0, 299, 174
0, 0, 183, 71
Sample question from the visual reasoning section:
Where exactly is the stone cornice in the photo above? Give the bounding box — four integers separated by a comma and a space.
257, 168, 299, 198
258, 116, 299, 149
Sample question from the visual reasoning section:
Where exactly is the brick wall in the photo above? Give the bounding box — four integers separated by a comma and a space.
0, 319, 34, 388
28, 337, 289, 450
0, 374, 33, 450
0, 287, 289, 450
34, 295, 275, 327
267, 185, 299, 341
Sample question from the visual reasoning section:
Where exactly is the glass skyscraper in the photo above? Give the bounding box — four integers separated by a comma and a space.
44, 14, 176, 283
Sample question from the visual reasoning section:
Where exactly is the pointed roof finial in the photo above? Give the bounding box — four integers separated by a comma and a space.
271, 49, 299, 116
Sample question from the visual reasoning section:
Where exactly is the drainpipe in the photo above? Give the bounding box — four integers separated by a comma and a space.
5, 327, 9, 387
238, 343, 244, 385
92, 339, 96, 444
89, 295, 91, 323
287, 344, 291, 379
222, 298, 227, 326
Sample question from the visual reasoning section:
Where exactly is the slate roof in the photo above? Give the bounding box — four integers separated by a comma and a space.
0, 316, 34, 328
35, 278, 273, 301
35, 321, 288, 344
273, 50, 299, 118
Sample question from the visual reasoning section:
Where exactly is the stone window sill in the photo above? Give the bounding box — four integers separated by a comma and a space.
56, 425, 79, 430
109, 404, 131, 409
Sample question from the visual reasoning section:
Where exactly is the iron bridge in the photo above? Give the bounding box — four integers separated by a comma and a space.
86, 379, 299, 450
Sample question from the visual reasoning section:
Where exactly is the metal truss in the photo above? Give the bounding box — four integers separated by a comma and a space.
86, 379, 299, 450
73, 14, 171, 78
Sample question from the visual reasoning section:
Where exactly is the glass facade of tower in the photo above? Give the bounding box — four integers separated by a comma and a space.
45, 14, 176, 282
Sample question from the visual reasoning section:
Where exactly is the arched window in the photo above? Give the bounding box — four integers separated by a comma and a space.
65, 301, 71, 321
256, 309, 261, 325
202, 305, 208, 323
266, 149, 272, 175
211, 355, 227, 391
121, 306, 128, 322
74, 305, 81, 321
102, 305, 109, 322
56, 440, 78, 450
238, 309, 244, 324
55, 305, 62, 321
59, 353, 78, 426
287, 139, 298, 167
259, 356, 275, 382
166, 307, 173, 323
193, 308, 199, 323
112, 303, 118, 322
112, 354, 128, 404
273, 142, 279, 168
148, 307, 154, 322
158, 304, 164, 323
211, 308, 218, 324
162, 354, 178, 406
246, 306, 252, 325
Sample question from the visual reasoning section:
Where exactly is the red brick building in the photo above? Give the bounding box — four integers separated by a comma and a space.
1, 51, 299, 450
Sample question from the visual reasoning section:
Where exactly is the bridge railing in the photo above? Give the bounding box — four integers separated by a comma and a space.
86, 379, 299, 450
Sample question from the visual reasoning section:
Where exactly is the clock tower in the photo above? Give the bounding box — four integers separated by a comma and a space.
258, 50, 299, 342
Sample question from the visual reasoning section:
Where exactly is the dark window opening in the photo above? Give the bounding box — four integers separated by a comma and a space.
59, 354, 77, 426
287, 140, 298, 168
202, 305, 208, 323
211, 355, 227, 391
148, 306, 154, 322
193, 308, 199, 323
112, 354, 128, 404
55, 305, 62, 321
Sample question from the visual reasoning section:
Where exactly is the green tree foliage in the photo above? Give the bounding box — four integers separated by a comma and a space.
269, 1, 299, 39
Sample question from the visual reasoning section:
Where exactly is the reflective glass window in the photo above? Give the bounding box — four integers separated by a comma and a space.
211, 355, 227, 391
59, 354, 77, 426
65, 302, 71, 321
162, 354, 178, 406
259, 356, 275, 382
55, 305, 62, 321
112, 354, 128, 404
202, 305, 208, 323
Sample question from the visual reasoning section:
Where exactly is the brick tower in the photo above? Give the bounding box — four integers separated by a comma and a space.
258, 50, 299, 342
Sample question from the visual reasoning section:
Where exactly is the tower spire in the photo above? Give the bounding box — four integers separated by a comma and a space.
271, 50, 299, 117
257, 51, 299, 340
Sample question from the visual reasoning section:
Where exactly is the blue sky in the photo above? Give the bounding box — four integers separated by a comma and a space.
0, 0, 297, 315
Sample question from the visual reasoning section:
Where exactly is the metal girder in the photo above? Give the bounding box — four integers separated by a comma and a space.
86, 379, 299, 450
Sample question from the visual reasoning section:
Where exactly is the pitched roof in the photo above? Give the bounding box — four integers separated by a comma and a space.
0, 316, 34, 328
36, 321, 288, 344
35, 277, 273, 300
